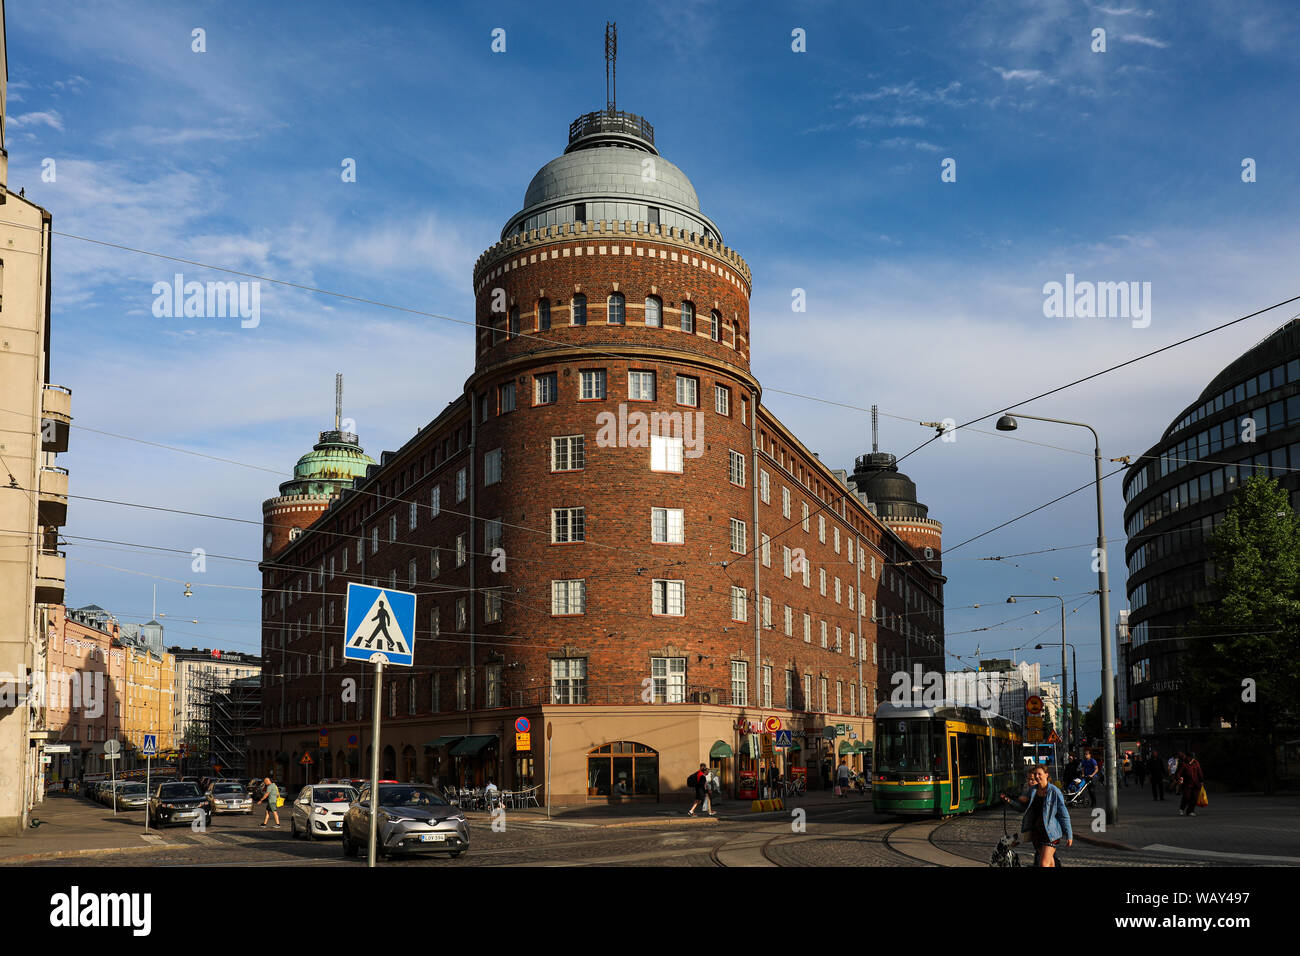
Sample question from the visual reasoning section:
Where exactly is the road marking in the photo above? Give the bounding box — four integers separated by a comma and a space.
141, 834, 166, 845
885, 819, 981, 868
1142, 844, 1300, 865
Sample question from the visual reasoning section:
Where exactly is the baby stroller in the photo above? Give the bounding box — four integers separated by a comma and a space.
1065, 775, 1091, 806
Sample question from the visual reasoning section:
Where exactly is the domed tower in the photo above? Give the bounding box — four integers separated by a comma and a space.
262, 375, 375, 560
851, 406, 943, 574
466, 34, 758, 697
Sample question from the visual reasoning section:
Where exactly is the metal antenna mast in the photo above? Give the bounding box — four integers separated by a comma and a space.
871, 404, 879, 453
335, 373, 342, 430
605, 21, 617, 112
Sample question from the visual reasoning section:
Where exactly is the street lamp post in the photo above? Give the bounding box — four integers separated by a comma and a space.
996, 411, 1119, 825
1008, 595, 1067, 771
1037, 642, 1079, 753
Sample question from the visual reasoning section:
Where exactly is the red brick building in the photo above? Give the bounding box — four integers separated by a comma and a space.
251, 105, 945, 803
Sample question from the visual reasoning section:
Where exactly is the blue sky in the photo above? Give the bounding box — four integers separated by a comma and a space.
10, 0, 1300, 711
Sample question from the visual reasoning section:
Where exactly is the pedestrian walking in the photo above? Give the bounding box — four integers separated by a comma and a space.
1079, 750, 1100, 807
1134, 752, 1147, 789
835, 757, 852, 797
1146, 749, 1165, 801
1176, 752, 1204, 816
1001, 765, 1072, 867
703, 768, 721, 814
257, 776, 281, 828
1121, 752, 1133, 788
687, 763, 712, 816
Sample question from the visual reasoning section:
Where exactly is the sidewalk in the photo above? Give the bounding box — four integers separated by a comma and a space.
0, 793, 170, 864
1070, 783, 1300, 863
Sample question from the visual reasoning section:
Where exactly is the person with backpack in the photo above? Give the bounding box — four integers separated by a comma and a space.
687, 763, 713, 816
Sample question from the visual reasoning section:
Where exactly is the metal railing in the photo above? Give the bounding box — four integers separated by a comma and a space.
568, 109, 655, 146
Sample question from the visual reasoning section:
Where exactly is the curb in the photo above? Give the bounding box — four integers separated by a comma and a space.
0, 841, 189, 865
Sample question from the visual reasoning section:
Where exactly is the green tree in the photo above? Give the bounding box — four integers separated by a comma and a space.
1083, 695, 1103, 744
1185, 474, 1300, 792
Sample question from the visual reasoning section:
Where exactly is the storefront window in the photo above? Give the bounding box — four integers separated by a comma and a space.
587, 741, 658, 798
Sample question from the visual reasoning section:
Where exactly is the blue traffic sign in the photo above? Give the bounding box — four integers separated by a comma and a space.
774, 729, 793, 748
343, 582, 416, 666
515, 717, 530, 733
142, 734, 157, 756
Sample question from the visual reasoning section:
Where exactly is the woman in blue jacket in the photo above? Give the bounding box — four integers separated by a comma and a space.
1003, 765, 1072, 866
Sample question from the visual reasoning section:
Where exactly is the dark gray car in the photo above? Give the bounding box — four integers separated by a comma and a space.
341, 784, 468, 859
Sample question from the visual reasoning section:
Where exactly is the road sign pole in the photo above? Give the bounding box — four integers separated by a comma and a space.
110, 746, 117, 816
367, 659, 383, 868
546, 721, 553, 821
145, 756, 150, 831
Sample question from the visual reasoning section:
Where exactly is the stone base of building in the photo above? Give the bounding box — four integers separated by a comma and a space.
246, 704, 874, 804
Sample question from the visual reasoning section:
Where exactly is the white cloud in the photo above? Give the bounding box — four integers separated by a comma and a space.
9, 110, 64, 131
1118, 33, 1170, 48
1095, 6, 1154, 15
994, 68, 1055, 84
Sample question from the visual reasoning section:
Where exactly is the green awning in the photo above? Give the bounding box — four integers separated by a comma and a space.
838, 740, 857, 755
709, 739, 734, 758
449, 734, 497, 757
425, 736, 464, 749
788, 739, 802, 752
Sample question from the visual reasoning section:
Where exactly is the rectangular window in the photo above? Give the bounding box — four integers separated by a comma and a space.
552, 507, 586, 543
484, 448, 503, 485
651, 657, 686, 703
498, 381, 516, 414
628, 370, 655, 401
714, 385, 730, 415
456, 668, 468, 710
820, 621, 828, 648
782, 487, 791, 518
651, 435, 684, 473
408, 559, 417, 588
551, 579, 587, 615
456, 468, 467, 502
579, 369, 607, 400
761, 533, 771, 567
731, 585, 748, 622
729, 450, 746, 486
803, 674, 812, 710
710, 311, 720, 342
431, 485, 441, 518
572, 294, 587, 326
552, 435, 585, 471
651, 507, 685, 543
652, 579, 686, 616
483, 588, 503, 623
730, 661, 748, 706
820, 678, 828, 714
675, 375, 699, 406
729, 517, 747, 553
784, 605, 793, 636
762, 665, 772, 709
430, 608, 440, 641
371, 527, 379, 554
802, 561, 811, 589
484, 518, 503, 552
645, 296, 662, 327
833, 527, 840, 554
802, 502, 810, 532
389, 513, 397, 542
849, 630, 855, 658
786, 669, 795, 709
834, 577, 842, 604
534, 372, 557, 405
849, 682, 856, 716
681, 300, 695, 333
456, 533, 467, 567
819, 568, 827, 596
537, 299, 551, 332
783, 546, 792, 578
552, 658, 587, 704
836, 681, 843, 715
803, 613, 812, 643
762, 595, 772, 628
759, 469, 770, 504
430, 548, 440, 579
835, 626, 842, 653
486, 663, 503, 708
818, 515, 826, 543
455, 598, 467, 632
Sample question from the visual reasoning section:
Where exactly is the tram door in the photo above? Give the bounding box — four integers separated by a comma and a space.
947, 733, 960, 811
975, 737, 988, 804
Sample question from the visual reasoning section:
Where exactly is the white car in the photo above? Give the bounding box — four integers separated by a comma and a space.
290, 784, 358, 840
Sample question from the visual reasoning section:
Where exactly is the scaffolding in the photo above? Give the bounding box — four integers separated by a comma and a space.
207, 674, 260, 780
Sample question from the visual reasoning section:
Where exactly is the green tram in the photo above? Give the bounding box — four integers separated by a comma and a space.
872, 702, 1022, 816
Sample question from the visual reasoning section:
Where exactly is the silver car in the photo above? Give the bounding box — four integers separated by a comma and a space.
114, 782, 149, 810
341, 784, 468, 859
205, 781, 253, 815
290, 784, 358, 839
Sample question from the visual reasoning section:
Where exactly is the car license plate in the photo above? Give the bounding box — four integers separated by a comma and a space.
419, 833, 447, 843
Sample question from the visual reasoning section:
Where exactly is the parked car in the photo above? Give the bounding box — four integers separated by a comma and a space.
341, 784, 468, 860
114, 782, 149, 811
148, 781, 209, 828
205, 781, 253, 815
97, 780, 123, 806
290, 784, 358, 840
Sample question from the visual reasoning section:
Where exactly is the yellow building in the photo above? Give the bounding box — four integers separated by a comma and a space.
121, 647, 176, 758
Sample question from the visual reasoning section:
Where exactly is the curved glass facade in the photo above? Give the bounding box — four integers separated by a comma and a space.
1122, 320, 1300, 735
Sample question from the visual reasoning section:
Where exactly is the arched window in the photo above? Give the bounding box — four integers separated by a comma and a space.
680, 300, 695, 333
607, 292, 625, 325
710, 310, 721, 342
571, 294, 587, 326
644, 296, 662, 328
587, 741, 659, 799
537, 298, 551, 332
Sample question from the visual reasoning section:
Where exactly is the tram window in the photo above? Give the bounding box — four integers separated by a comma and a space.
957, 734, 979, 775
876, 718, 932, 772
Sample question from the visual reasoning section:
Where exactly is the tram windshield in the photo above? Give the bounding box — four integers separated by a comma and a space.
876, 718, 933, 773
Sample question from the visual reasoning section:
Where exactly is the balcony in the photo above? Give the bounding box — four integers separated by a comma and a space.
34, 548, 66, 604
38, 466, 68, 527
41, 384, 72, 453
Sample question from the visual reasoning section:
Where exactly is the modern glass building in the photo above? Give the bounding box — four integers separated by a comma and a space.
1122, 319, 1300, 736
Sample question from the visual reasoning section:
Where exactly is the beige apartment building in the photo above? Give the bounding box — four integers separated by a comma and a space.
0, 0, 71, 834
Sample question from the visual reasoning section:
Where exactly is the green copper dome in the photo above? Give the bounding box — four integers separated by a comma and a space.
278, 430, 375, 498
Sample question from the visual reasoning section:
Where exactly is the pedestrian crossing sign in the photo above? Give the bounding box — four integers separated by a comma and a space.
343, 582, 416, 667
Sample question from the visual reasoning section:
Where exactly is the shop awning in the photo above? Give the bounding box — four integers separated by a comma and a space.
839, 740, 868, 755
738, 734, 759, 758
709, 739, 734, 758
425, 736, 464, 749
449, 734, 497, 757
787, 739, 802, 752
